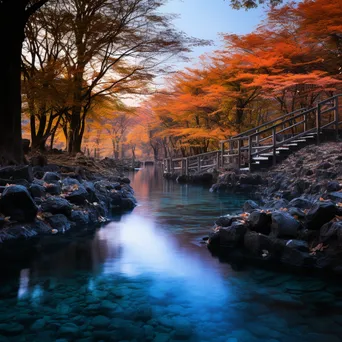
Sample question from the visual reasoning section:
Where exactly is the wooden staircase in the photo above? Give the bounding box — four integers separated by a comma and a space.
164, 94, 342, 174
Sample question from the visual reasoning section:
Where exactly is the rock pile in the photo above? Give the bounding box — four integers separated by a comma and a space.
207, 196, 342, 273
207, 142, 342, 273
0, 164, 136, 243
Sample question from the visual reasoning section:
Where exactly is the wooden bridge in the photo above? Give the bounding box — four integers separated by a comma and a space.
164, 94, 342, 174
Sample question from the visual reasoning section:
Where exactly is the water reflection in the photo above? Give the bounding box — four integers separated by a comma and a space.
0, 166, 341, 341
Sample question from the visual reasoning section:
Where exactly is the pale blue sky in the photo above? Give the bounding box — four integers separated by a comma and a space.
160, 0, 266, 69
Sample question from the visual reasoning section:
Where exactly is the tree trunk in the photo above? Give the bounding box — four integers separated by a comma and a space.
0, 4, 26, 165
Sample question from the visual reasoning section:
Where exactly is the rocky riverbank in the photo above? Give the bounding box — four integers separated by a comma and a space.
206, 142, 342, 274
0, 154, 137, 244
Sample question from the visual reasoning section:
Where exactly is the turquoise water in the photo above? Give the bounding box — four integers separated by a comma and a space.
0, 166, 342, 342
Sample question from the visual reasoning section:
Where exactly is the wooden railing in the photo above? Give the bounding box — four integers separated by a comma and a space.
164, 94, 341, 174
164, 150, 221, 174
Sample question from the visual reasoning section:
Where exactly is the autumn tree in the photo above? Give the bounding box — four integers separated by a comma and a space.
22, 4, 72, 151
229, 0, 283, 9
0, 0, 50, 164
26, 0, 206, 155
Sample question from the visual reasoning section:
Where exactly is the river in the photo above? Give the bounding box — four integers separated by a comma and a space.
0, 166, 341, 341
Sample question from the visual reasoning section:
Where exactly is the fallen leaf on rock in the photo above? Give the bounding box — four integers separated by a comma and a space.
310, 243, 329, 255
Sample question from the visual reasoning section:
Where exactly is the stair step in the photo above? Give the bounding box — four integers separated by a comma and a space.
276, 147, 290, 151
291, 139, 307, 143
253, 157, 270, 161
260, 152, 280, 157
283, 143, 298, 147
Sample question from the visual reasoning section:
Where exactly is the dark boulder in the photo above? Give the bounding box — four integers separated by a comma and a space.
29, 184, 46, 198
121, 177, 131, 184
327, 181, 342, 192
218, 222, 247, 247
207, 230, 220, 249
270, 211, 301, 239
243, 231, 284, 260
285, 239, 309, 252
215, 215, 241, 227
0, 185, 38, 222
41, 197, 72, 217
109, 192, 122, 209
328, 192, 342, 202
264, 199, 289, 210
44, 183, 61, 195
61, 177, 81, 188
65, 186, 88, 205
319, 221, 342, 244
42, 172, 61, 183
70, 210, 90, 226
248, 210, 272, 235
306, 201, 338, 230
94, 180, 113, 192
83, 181, 98, 203
0, 165, 33, 182
46, 214, 71, 232
288, 198, 313, 210
243, 200, 259, 213
288, 207, 306, 219
121, 198, 136, 211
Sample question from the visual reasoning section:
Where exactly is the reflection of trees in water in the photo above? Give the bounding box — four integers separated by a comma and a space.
129, 166, 165, 197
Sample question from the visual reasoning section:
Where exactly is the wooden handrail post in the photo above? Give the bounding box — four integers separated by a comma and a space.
248, 136, 252, 165
316, 104, 321, 145
255, 129, 259, 147
197, 156, 201, 173
216, 151, 219, 169
304, 112, 307, 132
335, 96, 339, 141
272, 127, 277, 166
185, 158, 189, 176
221, 142, 225, 168
237, 139, 241, 167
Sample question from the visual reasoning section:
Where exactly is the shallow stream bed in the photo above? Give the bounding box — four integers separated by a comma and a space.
0, 166, 341, 342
